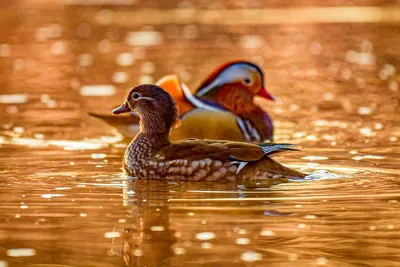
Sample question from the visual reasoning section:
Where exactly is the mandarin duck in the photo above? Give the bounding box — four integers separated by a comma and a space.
113, 84, 303, 181
90, 61, 275, 142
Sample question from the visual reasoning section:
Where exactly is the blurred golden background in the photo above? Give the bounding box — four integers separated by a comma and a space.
0, 1, 400, 267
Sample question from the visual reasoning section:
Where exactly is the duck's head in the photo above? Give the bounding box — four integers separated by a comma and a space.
113, 84, 180, 135
195, 61, 275, 101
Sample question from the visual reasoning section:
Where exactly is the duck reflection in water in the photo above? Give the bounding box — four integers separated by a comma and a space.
112, 180, 177, 266
113, 177, 289, 266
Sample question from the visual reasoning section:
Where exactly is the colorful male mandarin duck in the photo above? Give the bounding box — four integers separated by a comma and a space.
90, 61, 275, 142
113, 84, 303, 181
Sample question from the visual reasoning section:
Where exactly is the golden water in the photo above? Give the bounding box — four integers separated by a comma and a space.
1, 2, 400, 267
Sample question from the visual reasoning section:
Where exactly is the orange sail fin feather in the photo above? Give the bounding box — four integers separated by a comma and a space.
155, 74, 195, 115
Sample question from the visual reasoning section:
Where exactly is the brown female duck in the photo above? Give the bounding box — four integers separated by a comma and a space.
113, 84, 303, 180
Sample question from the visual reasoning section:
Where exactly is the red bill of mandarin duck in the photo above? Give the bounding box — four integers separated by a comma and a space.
90, 61, 275, 142
113, 84, 303, 180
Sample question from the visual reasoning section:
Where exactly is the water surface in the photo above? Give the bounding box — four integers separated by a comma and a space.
1, 2, 400, 266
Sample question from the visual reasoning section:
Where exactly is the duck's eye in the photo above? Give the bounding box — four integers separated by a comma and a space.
132, 92, 141, 100
243, 78, 252, 85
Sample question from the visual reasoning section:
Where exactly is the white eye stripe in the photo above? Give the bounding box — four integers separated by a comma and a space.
139, 96, 156, 101
131, 93, 155, 102
196, 64, 258, 96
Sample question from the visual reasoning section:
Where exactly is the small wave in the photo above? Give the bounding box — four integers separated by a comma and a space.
301, 170, 342, 181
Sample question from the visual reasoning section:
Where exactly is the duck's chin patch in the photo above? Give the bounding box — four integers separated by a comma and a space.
130, 106, 141, 114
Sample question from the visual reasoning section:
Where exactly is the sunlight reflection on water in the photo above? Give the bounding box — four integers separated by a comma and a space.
0, 2, 400, 267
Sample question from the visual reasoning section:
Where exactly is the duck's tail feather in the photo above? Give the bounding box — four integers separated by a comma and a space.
259, 143, 298, 156
88, 112, 107, 119
227, 143, 299, 165
88, 112, 140, 125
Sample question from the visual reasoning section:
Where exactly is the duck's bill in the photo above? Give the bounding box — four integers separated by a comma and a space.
257, 88, 275, 101
113, 103, 131, 114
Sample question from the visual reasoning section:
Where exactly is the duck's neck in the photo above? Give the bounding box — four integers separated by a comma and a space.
137, 114, 172, 147
125, 126, 171, 177
139, 113, 172, 135
134, 131, 171, 150
212, 85, 254, 115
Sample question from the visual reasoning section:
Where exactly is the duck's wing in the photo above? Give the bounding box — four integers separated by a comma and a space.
171, 106, 273, 143
170, 109, 246, 141
155, 139, 295, 163
156, 74, 195, 115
